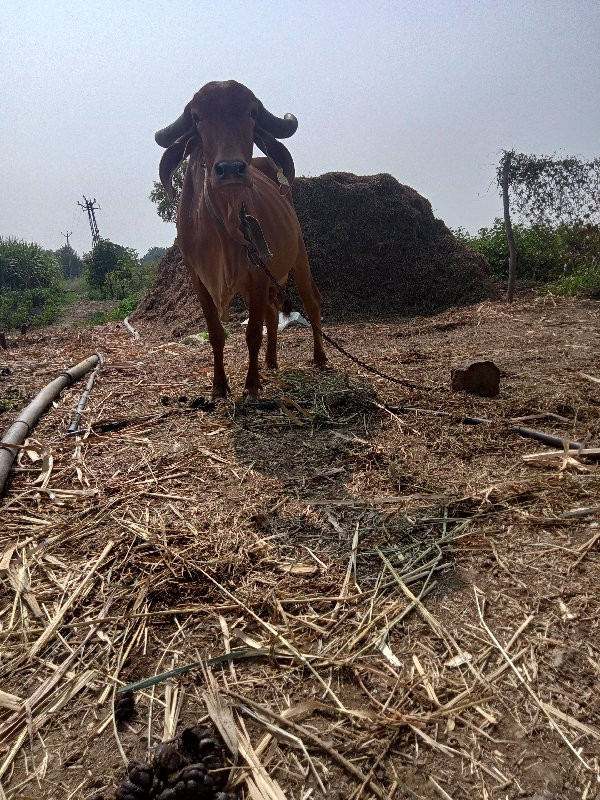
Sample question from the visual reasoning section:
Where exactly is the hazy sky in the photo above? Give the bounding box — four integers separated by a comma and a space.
1, 0, 598, 257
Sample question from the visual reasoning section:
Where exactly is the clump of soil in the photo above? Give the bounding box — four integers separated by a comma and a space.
134, 172, 495, 336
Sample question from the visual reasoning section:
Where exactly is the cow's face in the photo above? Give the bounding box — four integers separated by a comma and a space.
155, 80, 298, 201
190, 81, 257, 189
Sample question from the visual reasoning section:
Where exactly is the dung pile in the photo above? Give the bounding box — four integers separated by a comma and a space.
134, 172, 495, 335
114, 724, 234, 800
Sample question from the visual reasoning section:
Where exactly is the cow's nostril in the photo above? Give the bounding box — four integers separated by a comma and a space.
215, 161, 247, 180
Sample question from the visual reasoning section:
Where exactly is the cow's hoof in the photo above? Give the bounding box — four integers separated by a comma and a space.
244, 391, 261, 402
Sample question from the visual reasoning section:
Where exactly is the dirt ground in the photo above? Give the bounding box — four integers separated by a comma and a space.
1, 296, 599, 800
52, 300, 116, 328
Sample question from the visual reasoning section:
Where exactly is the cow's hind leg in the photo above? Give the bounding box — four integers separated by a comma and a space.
292, 240, 327, 366
264, 291, 279, 369
244, 284, 270, 396
189, 273, 229, 397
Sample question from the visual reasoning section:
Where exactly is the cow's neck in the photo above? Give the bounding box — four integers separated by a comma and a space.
202, 169, 248, 244
201, 168, 273, 271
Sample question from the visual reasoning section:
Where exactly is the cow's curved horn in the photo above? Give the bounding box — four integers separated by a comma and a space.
159, 135, 201, 200
155, 108, 194, 148
256, 105, 298, 139
254, 128, 296, 186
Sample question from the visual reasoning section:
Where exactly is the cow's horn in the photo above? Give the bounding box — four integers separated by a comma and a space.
155, 108, 194, 148
256, 105, 298, 139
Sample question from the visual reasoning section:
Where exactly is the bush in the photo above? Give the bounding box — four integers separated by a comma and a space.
85, 240, 156, 300
544, 258, 600, 299
0, 237, 67, 330
88, 294, 142, 325
85, 239, 127, 293
454, 220, 600, 284
0, 287, 69, 330
55, 245, 84, 279
0, 237, 62, 292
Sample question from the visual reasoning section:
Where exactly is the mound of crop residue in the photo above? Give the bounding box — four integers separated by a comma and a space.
134, 172, 495, 335
131, 243, 202, 338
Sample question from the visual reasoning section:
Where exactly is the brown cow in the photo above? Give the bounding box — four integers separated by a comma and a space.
155, 80, 326, 397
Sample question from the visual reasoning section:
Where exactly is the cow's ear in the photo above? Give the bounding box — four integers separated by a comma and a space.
254, 128, 295, 188
159, 136, 201, 200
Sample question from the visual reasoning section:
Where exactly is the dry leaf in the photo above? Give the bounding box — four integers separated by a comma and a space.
445, 652, 473, 668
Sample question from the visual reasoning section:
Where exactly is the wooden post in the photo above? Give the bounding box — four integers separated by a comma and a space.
501, 153, 518, 303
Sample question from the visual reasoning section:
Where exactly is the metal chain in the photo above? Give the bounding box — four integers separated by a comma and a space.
248, 248, 443, 393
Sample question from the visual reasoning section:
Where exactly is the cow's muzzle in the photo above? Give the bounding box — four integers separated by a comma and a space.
214, 160, 250, 183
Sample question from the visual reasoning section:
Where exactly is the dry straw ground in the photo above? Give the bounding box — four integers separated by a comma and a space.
1, 296, 599, 800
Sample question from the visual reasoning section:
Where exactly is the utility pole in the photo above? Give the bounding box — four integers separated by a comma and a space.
501, 153, 517, 304
78, 196, 101, 247
61, 230, 73, 278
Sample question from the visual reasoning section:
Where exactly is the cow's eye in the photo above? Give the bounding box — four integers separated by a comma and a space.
250, 109, 257, 119
192, 112, 200, 125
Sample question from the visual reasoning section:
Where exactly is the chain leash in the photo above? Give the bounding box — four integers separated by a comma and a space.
203, 176, 443, 394
247, 245, 443, 393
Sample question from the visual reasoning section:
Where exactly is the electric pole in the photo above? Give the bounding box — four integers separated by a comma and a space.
78, 196, 101, 247
61, 230, 73, 278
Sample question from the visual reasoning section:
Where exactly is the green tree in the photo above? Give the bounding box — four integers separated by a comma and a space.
55, 244, 84, 279
85, 239, 121, 292
149, 163, 186, 223
84, 240, 152, 299
85, 239, 136, 295
497, 150, 600, 301
141, 246, 167, 264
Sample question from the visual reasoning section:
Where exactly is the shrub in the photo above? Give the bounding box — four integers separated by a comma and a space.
88, 294, 142, 325
0, 237, 62, 292
55, 245, 84, 279
454, 220, 599, 284
544, 258, 600, 299
0, 287, 69, 330
85, 240, 156, 299
0, 237, 67, 330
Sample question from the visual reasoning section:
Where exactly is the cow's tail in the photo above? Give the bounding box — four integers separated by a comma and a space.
281, 293, 293, 317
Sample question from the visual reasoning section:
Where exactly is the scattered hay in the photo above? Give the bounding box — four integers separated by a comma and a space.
1, 297, 600, 799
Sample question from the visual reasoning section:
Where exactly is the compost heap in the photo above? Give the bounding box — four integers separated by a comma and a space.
134, 172, 495, 336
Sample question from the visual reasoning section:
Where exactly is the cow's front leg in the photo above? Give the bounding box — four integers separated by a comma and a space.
189, 274, 229, 397
244, 285, 269, 397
